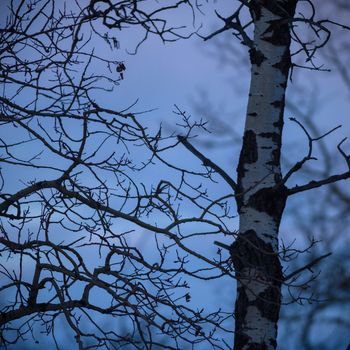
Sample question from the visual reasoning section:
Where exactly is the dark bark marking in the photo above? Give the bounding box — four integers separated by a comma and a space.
270, 100, 284, 109
249, 2, 262, 21
279, 81, 287, 88
272, 47, 292, 76
273, 173, 282, 183
262, 20, 291, 46
250, 1, 297, 22
269, 338, 277, 348
231, 230, 282, 275
231, 230, 282, 350
247, 343, 268, 350
234, 286, 250, 349
242, 130, 258, 164
258, 132, 279, 144
253, 285, 281, 322
249, 112, 258, 117
258, 132, 281, 167
234, 332, 250, 350
237, 130, 258, 180
247, 185, 288, 222
236, 130, 259, 209
271, 1, 297, 16
266, 149, 280, 166
273, 119, 283, 130
236, 193, 244, 213
249, 48, 267, 66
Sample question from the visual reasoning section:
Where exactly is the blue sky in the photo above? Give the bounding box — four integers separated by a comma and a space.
1, 1, 350, 349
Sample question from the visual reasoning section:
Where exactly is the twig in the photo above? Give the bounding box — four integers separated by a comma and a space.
214, 241, 231, 251
283, 252, 332, 281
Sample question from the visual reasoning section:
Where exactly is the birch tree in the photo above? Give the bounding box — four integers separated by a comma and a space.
1, 1, 350, 350
228, 2, 297, 348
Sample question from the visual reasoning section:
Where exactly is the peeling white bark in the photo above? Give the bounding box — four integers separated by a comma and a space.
239, 208, 279, 248
244, 305, 276, 345
241, 7, 288, 197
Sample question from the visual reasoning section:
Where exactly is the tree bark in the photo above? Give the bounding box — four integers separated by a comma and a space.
231, 1, 297, 349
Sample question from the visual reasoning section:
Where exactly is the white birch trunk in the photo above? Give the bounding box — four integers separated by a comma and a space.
231, 1, 297, 349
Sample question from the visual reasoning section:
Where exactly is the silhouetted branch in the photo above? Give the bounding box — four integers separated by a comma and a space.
284, 252, 332, 281
177, 136, 238, 192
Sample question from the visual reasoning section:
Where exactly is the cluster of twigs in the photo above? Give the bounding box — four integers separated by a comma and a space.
0, 1, 236, 348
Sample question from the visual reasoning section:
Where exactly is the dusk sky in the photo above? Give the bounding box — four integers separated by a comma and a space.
1, 1, 350, 349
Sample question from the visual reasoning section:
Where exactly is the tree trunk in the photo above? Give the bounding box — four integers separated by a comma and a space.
231, 1, 297, 349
